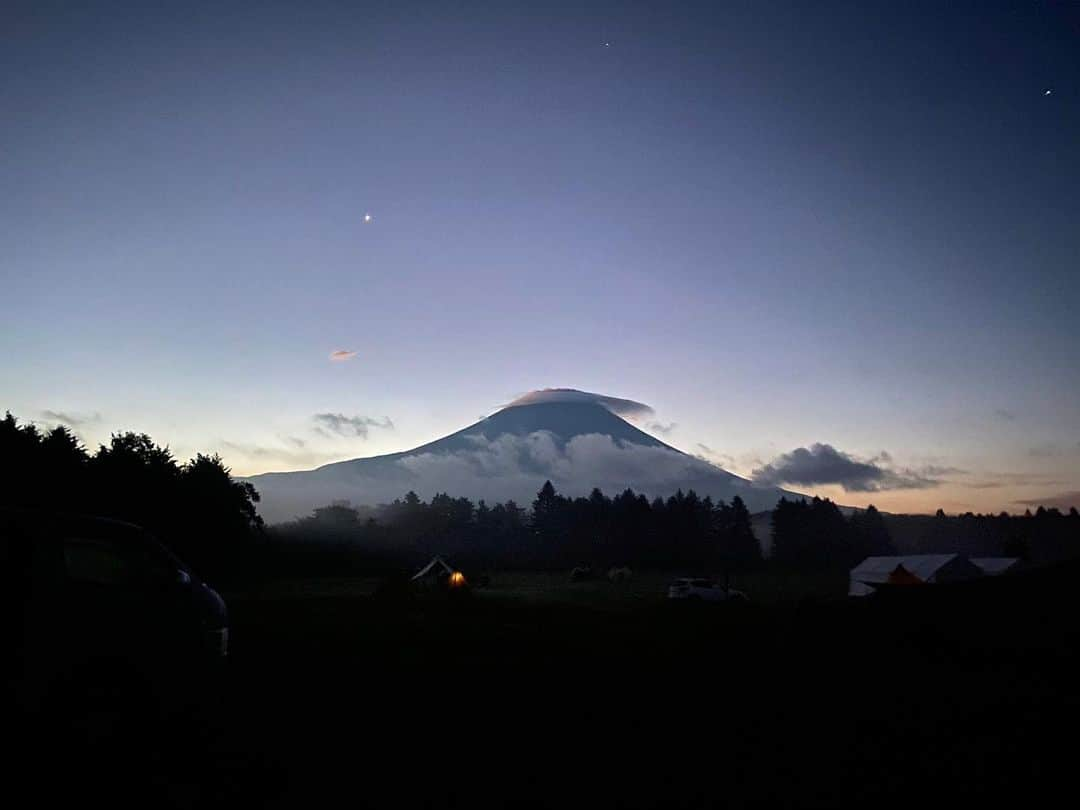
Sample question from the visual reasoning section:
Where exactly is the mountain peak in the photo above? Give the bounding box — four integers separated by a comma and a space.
464, 398, 669, 451
244, 388, 794, 523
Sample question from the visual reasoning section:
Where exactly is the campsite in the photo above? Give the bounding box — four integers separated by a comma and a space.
16, 558, 1080, 807
7, 2, 1080, 803
6, 425, 1079, 806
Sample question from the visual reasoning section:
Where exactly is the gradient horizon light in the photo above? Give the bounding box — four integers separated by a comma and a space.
3, 0, 1078, 515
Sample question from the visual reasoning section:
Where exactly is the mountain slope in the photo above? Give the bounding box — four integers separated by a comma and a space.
245, 399, 794, 524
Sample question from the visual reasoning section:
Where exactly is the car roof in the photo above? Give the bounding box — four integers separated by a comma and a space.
1, 506, 146, 536
2, 507, 191, 572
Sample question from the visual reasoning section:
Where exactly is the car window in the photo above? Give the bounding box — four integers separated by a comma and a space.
63, 536, 172, 586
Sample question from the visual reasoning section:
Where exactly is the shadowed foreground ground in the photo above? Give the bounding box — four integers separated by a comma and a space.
15, 569, 1080, 808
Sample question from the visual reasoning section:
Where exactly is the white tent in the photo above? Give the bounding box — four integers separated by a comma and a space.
411, 556, 454, 586
849, 554, 984, 597
970, 557, 1021, 576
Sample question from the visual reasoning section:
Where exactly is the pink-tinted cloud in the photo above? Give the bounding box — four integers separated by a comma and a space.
329, 350, 357, 362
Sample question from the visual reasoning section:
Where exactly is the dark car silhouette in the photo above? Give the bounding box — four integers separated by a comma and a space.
3, 508, 228, 715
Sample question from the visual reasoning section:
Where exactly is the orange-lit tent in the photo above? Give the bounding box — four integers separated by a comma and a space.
410, 556, 466, 589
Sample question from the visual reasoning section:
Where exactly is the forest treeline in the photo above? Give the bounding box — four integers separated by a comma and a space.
272, 484, 896, 573
273, 489, 1079, 575
883, 506, 1080, 564
272, 482, 766, 573
3, 412, 1078, 579
1, 413, 263, 580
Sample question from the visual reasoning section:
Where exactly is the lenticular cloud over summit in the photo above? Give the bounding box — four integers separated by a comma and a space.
505, 388, 655, 420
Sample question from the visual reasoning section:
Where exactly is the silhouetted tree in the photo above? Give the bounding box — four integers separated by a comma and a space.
531, 480, 564, 548
725, 495, 762, 570
0, 412, 263, 581
849, 504, 894, 561
770, 496, 851, 569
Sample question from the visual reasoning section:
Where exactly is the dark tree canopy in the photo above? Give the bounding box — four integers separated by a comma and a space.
1, 411, 263, 580
273, 479, 762, 572
770, 497, 891, 570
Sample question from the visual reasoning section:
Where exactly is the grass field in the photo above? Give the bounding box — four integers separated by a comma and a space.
17, 564, 1080, 808
227, 567, 850, 608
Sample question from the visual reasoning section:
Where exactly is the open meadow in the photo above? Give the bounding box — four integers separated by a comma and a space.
225, 567, 850, 609
19, 563, 1076, 808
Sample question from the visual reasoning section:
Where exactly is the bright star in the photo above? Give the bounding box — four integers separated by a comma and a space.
363, 214, 373, 223
1044, 89, 1052, 96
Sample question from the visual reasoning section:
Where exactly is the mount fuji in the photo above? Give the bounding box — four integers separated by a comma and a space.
244, 389, 796, 524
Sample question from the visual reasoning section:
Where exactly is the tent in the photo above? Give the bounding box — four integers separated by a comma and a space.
849, 554, 984, 597
411, 556, 454, 587
410, 556, 467, 589
886, 564, 925, 586
970, 557, 1021, 576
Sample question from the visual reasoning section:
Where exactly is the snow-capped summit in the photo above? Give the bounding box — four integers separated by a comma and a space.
244, 389, 792, 523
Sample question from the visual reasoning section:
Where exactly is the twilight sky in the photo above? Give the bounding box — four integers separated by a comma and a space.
3, 0, 1078, 514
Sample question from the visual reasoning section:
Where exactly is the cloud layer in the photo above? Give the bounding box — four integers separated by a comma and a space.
313, 413, 394, 438
376, 431, 772, 511
39, 409, 101, 427
1014, 491, 1080, 511
329, 350, 357, 361
646, 421, 677, 436
752, 443, 947, 492
506, 388, 654, 419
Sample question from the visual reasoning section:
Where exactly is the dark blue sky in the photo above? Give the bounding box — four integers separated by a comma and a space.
3, 0, 1078, 512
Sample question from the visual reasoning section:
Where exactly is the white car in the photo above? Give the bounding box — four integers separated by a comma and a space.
667, 578, 747, 603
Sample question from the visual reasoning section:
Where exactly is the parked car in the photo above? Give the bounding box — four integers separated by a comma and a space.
3, 508, 228, 715
667, 578, 747, 603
